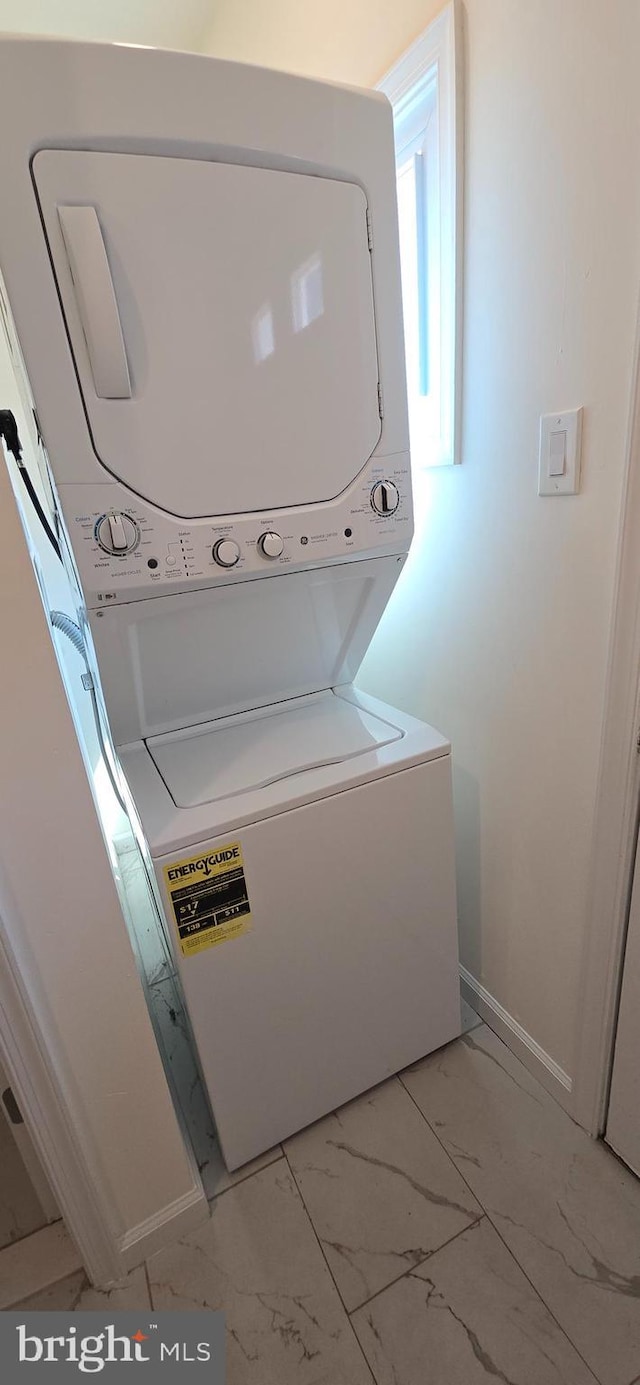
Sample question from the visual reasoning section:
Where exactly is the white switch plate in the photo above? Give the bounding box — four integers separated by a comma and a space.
538, 408, 583, 496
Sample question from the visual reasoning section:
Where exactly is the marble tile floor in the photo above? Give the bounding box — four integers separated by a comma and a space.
5, 1016, 640, 1385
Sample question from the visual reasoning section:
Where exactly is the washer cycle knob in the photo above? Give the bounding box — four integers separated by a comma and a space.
258, 531, 284, 559
371, 481, 400, 516
212, 538, 241, 568
95, 511, 139, 555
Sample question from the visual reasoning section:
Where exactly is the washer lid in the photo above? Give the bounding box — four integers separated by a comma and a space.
33, 150, 381, 518
146, 691, 403, 808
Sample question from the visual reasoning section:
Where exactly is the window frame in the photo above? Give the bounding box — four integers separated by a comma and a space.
378, 0, 464, 467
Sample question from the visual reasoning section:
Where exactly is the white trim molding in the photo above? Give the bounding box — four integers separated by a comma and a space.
0, 920, 123, 1287
0, 1223, 83, 1311
118, 1187, 207, 1270
0, 432, 208, 1288
460, 966, 573, 1109
571, 298, 640, 1136
0, 1053, 59, 1225
379, 0, 464, 467
0, 854, 208, 1289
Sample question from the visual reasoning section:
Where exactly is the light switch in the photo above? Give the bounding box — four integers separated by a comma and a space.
549, 430, 566, 477
538, 409, 583, 496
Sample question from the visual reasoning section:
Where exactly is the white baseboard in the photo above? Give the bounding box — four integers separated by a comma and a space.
460, 966, 573, 1113
118, 1181, 208, 1271
0, 1221, 83, 1310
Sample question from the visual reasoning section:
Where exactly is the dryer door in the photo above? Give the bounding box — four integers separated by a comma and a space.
33, 151, 381, 518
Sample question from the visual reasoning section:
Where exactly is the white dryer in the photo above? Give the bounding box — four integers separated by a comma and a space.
0, 38, 461, 1169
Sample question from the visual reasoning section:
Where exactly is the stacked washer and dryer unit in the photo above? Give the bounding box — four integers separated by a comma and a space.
0, 38, 460, 1170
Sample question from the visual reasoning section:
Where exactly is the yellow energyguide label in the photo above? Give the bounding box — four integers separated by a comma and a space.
163, 841, 251, 957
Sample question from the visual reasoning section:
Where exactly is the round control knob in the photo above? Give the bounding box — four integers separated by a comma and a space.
258, 531, 284, 559
95, 511, 139, 555
212, 538, 241, 569
371, 481, 400, 517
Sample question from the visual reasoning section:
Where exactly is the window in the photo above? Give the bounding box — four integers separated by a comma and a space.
379, 1, 463, 467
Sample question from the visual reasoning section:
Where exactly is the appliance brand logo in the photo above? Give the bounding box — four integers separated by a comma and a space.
2, 1312, 224, 1382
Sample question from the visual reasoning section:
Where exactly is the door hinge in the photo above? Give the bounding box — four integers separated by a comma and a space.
636, 728, 640, 754
366, 208, 373, 253
377, 382, 384, 420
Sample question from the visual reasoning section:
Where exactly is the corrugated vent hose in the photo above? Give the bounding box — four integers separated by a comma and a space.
50, 610, 126, 813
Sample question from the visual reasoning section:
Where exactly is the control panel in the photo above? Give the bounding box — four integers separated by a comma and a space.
59, 452, 411, 608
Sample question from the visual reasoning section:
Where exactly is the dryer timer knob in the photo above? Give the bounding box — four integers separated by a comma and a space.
371, 481, 400, 516
95, 512, 139, 555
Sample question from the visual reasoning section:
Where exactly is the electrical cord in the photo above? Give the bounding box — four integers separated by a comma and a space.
0, 411, 123, 805
0, 408, 62, 561
2, 410, 160, 910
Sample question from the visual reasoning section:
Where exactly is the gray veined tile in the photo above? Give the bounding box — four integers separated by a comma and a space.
147, 1160, 373, 1384
402, 1024, 640, 1385
352, 1218, 598, 1385
285, 1076, 481, 1311
202, 1143, 284, 1200
10, 1265, 151, 1312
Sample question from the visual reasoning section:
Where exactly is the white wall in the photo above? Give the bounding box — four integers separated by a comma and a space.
205, 0, 640, 1084
0, 0, 212, 49
205, 0, 442, 85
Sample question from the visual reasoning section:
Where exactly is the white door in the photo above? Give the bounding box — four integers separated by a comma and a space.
33, 151, 381, 518
606, 833, 640, 1176
0, 1059, 59, 1237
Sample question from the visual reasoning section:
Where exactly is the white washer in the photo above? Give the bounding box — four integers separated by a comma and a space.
121, 689, 458, 1171
0, 38, 461, 1170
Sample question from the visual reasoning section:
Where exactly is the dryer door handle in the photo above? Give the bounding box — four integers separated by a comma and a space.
57, 204, 132, 400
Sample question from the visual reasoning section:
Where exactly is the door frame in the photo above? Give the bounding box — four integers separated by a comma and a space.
0, 430, 208, 1290
0, 918, 123, 1285
0, 1053, 59, 1226
571, 299, 640, 1135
